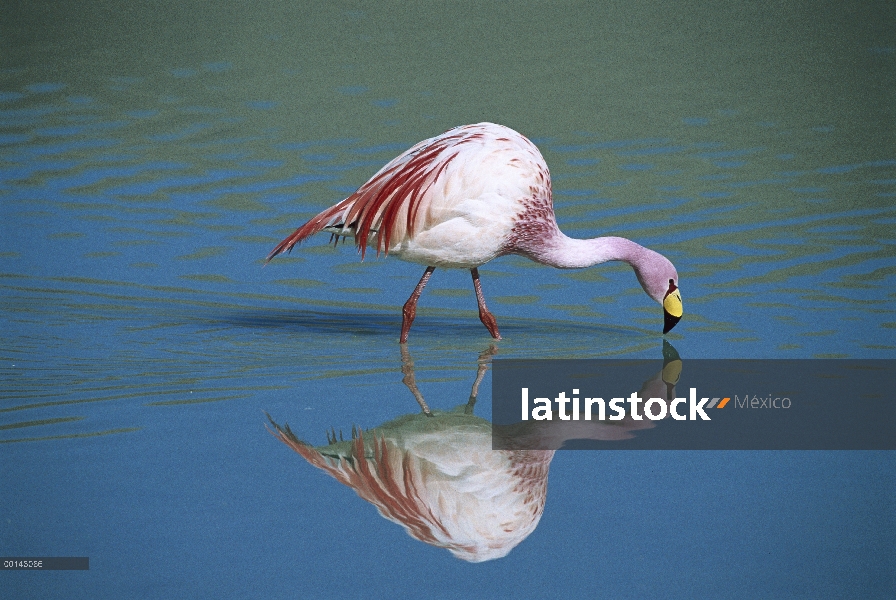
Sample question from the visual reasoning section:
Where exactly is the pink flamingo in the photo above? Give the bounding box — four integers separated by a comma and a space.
267, 123, 683, 342
267, 346, 554, 562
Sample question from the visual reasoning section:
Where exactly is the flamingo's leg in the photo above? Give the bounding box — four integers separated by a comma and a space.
399, 345, 433, 415
465, 345, 498, 414
400, 266, 435, 344
471, 268, 502, 340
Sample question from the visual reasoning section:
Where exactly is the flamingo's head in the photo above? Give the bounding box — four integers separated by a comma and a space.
633, 249, 682, 333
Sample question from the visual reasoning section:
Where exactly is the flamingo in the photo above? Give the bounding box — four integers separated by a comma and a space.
267, 346, 554, 562
267, 122, 683, 342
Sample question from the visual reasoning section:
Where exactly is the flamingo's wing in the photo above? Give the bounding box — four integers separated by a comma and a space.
267, 126, 485, 261
266, 416, 454, 547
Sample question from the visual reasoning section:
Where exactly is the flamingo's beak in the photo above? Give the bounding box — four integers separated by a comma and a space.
662, 282, 683, 334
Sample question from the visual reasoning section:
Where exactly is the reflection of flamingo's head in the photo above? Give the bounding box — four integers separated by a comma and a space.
268, 411, 554, 562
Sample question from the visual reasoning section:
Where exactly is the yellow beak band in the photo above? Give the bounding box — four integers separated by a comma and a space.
662, 280, 683, 334
663, 289, 683, 318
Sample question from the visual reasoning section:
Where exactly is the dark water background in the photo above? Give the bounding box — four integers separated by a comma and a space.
2, 1, 894, 597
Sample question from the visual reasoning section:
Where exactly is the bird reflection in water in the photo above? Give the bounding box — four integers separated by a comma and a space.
267, 342, 681, 562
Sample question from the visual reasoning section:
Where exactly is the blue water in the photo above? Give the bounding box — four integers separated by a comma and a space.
2, 1, 895, 597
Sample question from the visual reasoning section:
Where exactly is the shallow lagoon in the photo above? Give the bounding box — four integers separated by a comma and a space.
2, 1, 894, 597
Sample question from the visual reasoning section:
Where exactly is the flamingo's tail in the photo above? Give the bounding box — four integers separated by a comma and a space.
265, 199, 358, 263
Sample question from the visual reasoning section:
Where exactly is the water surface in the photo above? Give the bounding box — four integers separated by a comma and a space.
2, 1, 894, 598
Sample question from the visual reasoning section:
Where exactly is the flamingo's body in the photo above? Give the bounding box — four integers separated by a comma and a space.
268, 123, 683, 341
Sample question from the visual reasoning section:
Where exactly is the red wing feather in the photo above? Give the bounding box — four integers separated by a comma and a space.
266, 126, 485, 262
266, 418, 455, 548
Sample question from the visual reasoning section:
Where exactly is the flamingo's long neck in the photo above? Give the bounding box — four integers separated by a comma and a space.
520, 229, 671, 305
531, 231, 652, 270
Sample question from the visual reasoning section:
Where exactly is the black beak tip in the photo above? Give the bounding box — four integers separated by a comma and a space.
663, 312, 681, 334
